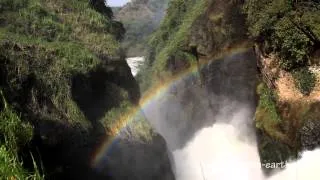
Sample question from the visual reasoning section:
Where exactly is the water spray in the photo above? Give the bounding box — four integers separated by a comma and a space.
200, 162, 206, 180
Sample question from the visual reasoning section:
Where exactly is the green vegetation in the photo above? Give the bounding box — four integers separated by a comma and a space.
148, 0, 207, 71
0, 0, 138, 178
0, 0, 127, 126
255, 83, 285, 140
256, 83, 281, 125
255, 83, 299, 168
0, 91, 43, 180
244, 0, 320, 166
0, 0, 124, 127
258, 131, 296, 175
293, 67, 316, 95
128, 113, 155, 143
244, 0, 320, 71
101, 97, 155, 142
0, 146, 42, 180
245, 0, 320, 95
136, 0, 208, 90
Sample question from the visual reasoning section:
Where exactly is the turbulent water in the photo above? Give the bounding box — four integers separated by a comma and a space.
140, 50, 320, 180
126, 57, 145, 76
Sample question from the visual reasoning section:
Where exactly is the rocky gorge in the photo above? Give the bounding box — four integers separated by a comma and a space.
0, 0, 320, 179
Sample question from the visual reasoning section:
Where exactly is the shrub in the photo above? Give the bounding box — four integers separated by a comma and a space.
274, 18, 311, 70
292, 67, 316, 96
244, 0, 320, 71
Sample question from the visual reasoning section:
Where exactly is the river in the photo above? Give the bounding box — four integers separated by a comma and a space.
126, 56, 145, 76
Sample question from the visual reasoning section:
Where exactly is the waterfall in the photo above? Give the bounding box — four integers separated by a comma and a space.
141, 49, 320, 180
126, 57, 145, 76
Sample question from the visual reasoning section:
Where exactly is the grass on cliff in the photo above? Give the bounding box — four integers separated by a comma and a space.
0, 0, 125, 126
148, 0, 207, 72
255, 83, 286, 141
0, 35, 91, 126
101, 96, 155, 143
1, 0, 138, 178
2, 0, 121, 56
140, 0, 247, 90
99, 88, 154, 142
0, 91, 43, 180
136, 0, 206, 89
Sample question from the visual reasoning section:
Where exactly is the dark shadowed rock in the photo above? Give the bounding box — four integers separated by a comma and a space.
94, 120, 175, 180
300, 119, 320, 151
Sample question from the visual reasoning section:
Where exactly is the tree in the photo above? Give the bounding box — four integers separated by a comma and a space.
244, 0, 320, 70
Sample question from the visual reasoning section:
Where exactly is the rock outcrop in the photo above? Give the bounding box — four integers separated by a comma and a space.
301, 118, 320, 151
99, 130, 175, 180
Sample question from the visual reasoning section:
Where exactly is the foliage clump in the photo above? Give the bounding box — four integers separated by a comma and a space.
244, 0, 320, 71
256, 83, 281, 125
0, 91, 43, 180
292, 67, 316, 95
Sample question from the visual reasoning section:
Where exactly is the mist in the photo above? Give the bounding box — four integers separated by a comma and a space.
172, 106, 263, 180
171, 103, 320, 180
142, 50, 320, 180
269, 149, 320, 180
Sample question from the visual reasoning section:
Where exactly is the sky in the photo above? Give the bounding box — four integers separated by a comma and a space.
107, 0, 130, 7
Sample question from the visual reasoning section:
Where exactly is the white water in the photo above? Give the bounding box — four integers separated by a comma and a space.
270, 149, 320, 180
172, 107, 264, 180
126, 57, 145, 76
172, 112, 320, 180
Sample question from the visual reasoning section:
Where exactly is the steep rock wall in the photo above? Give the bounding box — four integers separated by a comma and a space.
0, 0, 174, 179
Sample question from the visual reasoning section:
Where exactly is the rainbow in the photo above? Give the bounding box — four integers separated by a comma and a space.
91, 45, 250, 168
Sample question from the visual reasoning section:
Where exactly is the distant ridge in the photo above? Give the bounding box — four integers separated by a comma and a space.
114, 0, 169, 57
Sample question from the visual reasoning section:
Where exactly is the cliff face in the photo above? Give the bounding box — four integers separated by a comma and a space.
0, 0, 174, 179
145, 0, 248, 76
247, 0, 320, 173
188, 0, 247, 55
255, 47, 320, 147
99, 128, 175, 180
